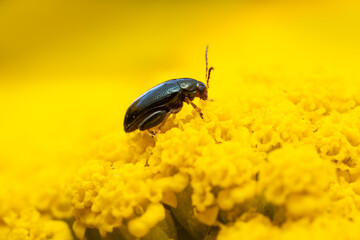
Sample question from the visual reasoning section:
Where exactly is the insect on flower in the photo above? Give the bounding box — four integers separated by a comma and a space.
124, 46, 214, 136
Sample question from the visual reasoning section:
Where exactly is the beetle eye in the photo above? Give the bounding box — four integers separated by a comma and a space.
198, 83, 206, 94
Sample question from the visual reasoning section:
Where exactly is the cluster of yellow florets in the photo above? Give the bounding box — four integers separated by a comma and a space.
2, 76, 360, 240
0, 160, 75, 240
64, 77, 360, 239
0, 208, 72, 240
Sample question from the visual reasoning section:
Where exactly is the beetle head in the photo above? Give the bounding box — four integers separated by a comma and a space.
196, 82, 208, 100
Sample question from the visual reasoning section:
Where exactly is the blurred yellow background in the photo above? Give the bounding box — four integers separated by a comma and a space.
1, 0, 360, 211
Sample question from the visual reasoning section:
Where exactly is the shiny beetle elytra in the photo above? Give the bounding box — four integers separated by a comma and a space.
124, 46, 214, 136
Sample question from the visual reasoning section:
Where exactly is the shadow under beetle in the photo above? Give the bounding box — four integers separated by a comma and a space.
124, 46, 214, 136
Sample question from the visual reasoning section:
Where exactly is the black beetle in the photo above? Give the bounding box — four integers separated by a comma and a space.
124, 46, 214, 136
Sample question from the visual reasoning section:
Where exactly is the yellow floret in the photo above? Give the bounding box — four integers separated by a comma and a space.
258, 145, 335, 218
218, 212, 360, 240
127, 203, 165, 238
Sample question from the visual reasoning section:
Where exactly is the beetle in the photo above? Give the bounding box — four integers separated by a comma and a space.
124, 46, 214, 136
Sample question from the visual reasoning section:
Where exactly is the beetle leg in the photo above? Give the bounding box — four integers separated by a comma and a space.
140, 109, 170, 135
184, 97, 203, 119
146, 112, 171, 137
159, 112, 171, 129
148, 130, 158, 137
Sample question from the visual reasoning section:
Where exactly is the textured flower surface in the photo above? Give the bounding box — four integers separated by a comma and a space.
1, 0, 360, 239
66, 78, 360, 240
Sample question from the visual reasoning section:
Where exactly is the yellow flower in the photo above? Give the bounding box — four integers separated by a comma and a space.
67, 76, 360, 239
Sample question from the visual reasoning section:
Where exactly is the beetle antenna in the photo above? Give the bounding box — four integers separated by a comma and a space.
207, 67, 214, 89
205, 45, 214, 89
205, 45, 209, 81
